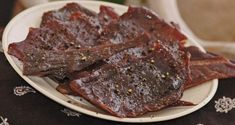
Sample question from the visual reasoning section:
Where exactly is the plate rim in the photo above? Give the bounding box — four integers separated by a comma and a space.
2, 0, 218, 123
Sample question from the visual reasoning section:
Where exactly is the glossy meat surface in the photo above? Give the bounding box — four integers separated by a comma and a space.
70, 47, 188, 117
22, 34, 149, 77
8, 3, 120, 79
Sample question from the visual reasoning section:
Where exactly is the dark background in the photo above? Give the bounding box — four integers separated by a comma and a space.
0, 0, 14, 26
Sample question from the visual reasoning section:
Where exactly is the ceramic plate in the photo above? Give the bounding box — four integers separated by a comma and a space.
2, 1, 218, 123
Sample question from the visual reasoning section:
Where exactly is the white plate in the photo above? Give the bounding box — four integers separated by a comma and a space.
2, 0, 218, 123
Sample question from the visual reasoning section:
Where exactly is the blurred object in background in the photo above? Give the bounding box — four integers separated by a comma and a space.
178, 0, 235, 42
13, 0, 48, 17
13, 0, 56, 16
19, 0, 48, 8
125, 0, 146, 6
147, 0, 235, 60
12, 0, 24, 17
177, 0, 235, 60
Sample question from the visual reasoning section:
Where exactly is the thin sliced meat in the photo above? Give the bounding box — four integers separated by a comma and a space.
8, 18, 100, 59
8, 4, 120, 80
185, 46, 235, 89
8, 22, 77, 60
56, 83, 78, 95
98, 5, 119, 26
41, 2, 97, 26
99, 6, 186, 45
22, 34, 149, 77
55, 6, 180, 82
16, 3, 118, 59
169, 100, 195, 107
42, 3, 119, 33
98, 6, 187, 66
56, 6, 190, 99
59, 5, 190, 93
69, 41, 190, 117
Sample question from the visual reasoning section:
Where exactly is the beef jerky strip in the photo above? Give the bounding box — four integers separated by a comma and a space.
185, 46, 235, 89
22, 33, 149, 77
57, 6, 189, 94
41, 3, 97, 26
69, 41, 189, 117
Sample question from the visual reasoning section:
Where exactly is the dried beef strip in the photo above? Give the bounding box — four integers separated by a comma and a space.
97, 6, 187, 67
41, 3, 97, 26
69, 43, 189, 117
98, 5, 119, 26
185, 46, 235, 89
56, 6, 190, 98
22, 34, 149, 77
41, 3, 119, 33
8, 22, 77, 61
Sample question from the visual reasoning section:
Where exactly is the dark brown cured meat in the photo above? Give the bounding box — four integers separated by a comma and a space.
55, 6, 190, 114
65, 8, 191, 117
57, 6, 189, 93
41, 3, 119, 25
98, 5, 119, 26
42, 3, 119, 33
56, 6, 185, 84
8, 22, 77, 61
8, 3, 120, 80
40, 3, 120, 47
41, 3, 97, 26
70, 43, 189, 117
169, 100, 195, 107
9, 3, 118, 59
185, 46, 235, 89
22, 34, 149, 77
8, 3, 120, 60
97, 6, 187, 66
61, 7, 186, 87
99, 6, 186, 45
8, 9, 105, 61
8, 18, 100, 59
9, 3, 120, 77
